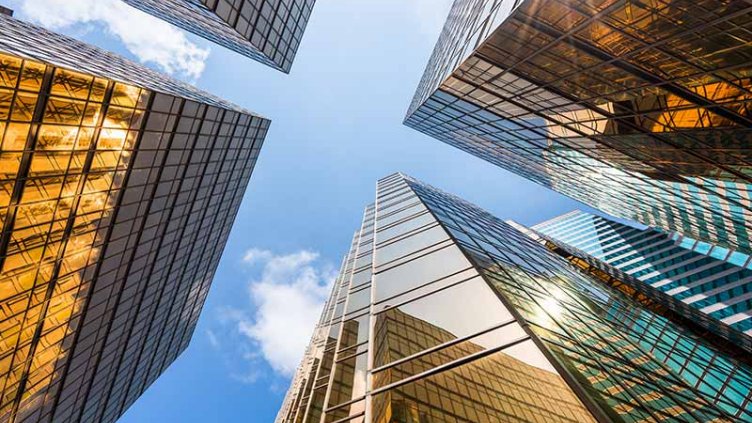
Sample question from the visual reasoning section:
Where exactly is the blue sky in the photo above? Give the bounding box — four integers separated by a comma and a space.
6, 0, 596, 420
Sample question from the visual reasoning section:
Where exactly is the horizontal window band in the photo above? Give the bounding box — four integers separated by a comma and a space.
369, 334, 531, 397
374, 239, 454, 272
372, 267, 476, 310
371, 318, 520, 374
324, 410, 365, 423
373, 241, 457, 275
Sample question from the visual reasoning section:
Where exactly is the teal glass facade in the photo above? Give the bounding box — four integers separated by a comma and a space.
278, 173, 752, 423
533, 211, 752, 350
405, 0, 752, 256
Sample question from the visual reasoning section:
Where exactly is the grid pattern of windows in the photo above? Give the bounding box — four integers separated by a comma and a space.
277, 174, 752, 423
534, 210, 752, 348
0, 16, 270, 423
405, 0, 752, 257
123, 0, 316, 73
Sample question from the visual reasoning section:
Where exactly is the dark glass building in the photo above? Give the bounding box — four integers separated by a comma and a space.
122, 0, 316, 73
0, 14, 269, 422
404, 0, 752, 256
530, 210, 752, 349
277, 173, 752, 423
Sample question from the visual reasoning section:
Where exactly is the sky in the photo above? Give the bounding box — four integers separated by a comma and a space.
5, 0, 596, 421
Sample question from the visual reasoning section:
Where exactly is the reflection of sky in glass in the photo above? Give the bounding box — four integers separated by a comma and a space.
502, 340, 558, 373
350, 354, 367, 409
394, 277, 512, 344
374, 245, 472, 303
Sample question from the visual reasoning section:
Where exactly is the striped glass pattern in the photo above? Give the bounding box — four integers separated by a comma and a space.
534, 211, 752, 347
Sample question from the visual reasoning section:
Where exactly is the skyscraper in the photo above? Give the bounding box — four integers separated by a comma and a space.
404, 0, 752, 256
122, 0, 316, 73
0, 14, 269, 422
277, 173, 752, 423
530, 210, 752, 352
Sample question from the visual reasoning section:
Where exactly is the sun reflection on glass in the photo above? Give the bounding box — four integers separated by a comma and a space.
541, 296, 564, 318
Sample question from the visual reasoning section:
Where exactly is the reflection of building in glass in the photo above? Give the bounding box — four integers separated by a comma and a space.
123, 0, 316, 73
405, 0, 752, 256
277, 173, 752, 423
0, 15, 269, 423
532, 210, 752, 350
371, 308, 594, 423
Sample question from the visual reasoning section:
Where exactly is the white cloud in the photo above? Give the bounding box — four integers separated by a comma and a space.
227, 249, 336, 378
206, 329, 220, 349
17, 0, 210, 80
242, 247, 274, 264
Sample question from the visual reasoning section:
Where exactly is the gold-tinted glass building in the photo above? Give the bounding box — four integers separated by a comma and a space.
0, 14, 269, 423
122, 0, 316, 73
277, 173, 752, 423
405, 0, 752, 256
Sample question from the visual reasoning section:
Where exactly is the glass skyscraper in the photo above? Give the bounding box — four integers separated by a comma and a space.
531, 210, 752, 352
277, 173, 752, 423
0, 14, 269, 422
123, 0, 316, 73
404, 0, 752, 256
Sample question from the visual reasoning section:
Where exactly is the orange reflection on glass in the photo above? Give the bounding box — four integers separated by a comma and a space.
372, 340, 596, 423
0, 52, 149, 419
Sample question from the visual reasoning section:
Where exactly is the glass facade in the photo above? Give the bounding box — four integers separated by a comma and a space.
532, 210, 752, 350
405, 0, 752, 256
277, 173, 752, 423
123, 0, 316, 73
0, 15, 269, 423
